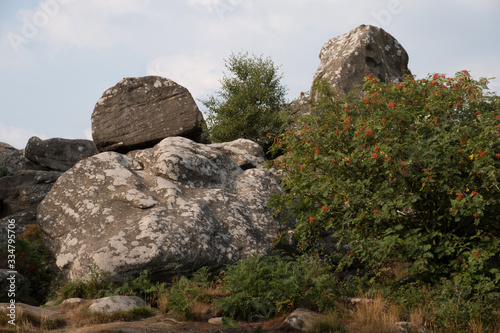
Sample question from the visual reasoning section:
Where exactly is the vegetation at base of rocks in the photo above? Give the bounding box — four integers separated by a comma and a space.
113, 270, 168, 308
58, 264, 114, 300
202, 51, 288, 153
157, 266, 227, 321
220, 317, 241, 329
0, 224, 57, 305
215, 253, 344, 321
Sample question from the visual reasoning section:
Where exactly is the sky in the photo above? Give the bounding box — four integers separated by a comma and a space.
0, 0, 499, 149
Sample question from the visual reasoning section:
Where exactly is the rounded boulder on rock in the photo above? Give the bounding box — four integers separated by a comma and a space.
92, 76, 207, 153
25, 136, 98, 172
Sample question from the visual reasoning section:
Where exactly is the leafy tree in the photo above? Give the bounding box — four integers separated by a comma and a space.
269, 72, 500, 289
202, 52, 287, 151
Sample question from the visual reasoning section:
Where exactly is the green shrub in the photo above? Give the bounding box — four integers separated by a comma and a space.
113, 270, 167, 307
202, 51, 288, 152
215, 254, 341, 320
162, 267, 213, 320
59, 264, 114, 300
268, 72, 500, 293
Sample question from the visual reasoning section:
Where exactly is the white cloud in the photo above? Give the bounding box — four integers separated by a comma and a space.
0, 123, 48, 149
146, 53, 222, 102
41, 0, 152, 49
0, 0, 154, 53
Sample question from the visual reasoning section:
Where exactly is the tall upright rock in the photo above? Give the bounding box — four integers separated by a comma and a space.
92, 76, 206, 154
311, 25, 411, 99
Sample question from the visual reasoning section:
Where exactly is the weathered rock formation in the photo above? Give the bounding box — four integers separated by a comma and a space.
25, 136, 98, 172
92, 76, 206, 154
0, 142, 27, 175
0, 138, 98, 235
311, 24, 411, 99
0, 170, 61, 235
38, 137, 285, 281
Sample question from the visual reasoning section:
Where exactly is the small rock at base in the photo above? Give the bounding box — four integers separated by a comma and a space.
62, 298, 83, 305
208, 317, 223, 325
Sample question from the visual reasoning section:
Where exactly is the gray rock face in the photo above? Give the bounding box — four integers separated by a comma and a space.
89, 296, 146, 314
0, 142, 25, 176
38, 137, 284, 281
25, 136, 98, 172
209, 139, 265, 170
311, 24, 411, 99
0, 170, 61, 235
92, 76, 206, 154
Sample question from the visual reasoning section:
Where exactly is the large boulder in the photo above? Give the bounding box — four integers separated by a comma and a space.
311, 24, 411, 99
0, 170, 61, 236
38, 137, 285, 281
92, 76, 206, 154
25, 136, 98, 172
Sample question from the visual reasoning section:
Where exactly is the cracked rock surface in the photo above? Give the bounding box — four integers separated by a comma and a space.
38, 137, 285, 281
91, 76, 206, 153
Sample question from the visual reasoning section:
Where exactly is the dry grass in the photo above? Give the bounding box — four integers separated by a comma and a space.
157, 294, 169, 314
0, 308, 66, 332
68, 306, 155, 326
350, 295, 399, 333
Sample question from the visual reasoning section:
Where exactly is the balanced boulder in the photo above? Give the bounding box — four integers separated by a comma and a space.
38, 137, 285, 281
91, 76, 206, 153
25, 136, 98, 172
311, 24, 411, 99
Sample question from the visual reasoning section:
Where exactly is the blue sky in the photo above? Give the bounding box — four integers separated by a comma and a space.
1, 0, 499, 148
